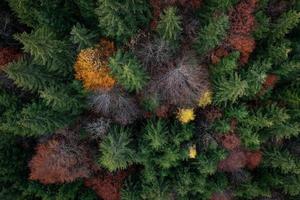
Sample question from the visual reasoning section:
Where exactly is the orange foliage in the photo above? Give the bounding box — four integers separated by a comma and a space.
84, 169, 133, 200
245, 150, 262, 169
0, 47, 22, 69
228, 34, 256, 65
29, 135, 93, 184
74, 39, 116, 91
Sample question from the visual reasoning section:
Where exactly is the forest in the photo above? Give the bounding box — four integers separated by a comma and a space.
0, 0, 300, 200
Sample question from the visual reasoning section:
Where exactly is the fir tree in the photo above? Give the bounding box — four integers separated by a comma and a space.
70, 23, 98, 51
194, 14, 229, 56
98, 126, 136, 172
95, 0, 150, 42
108, 50, 149, 92
157, 7, 182, 44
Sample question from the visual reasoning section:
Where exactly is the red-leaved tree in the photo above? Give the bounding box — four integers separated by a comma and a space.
84, 168, 133, 200
29, 134, 93, 184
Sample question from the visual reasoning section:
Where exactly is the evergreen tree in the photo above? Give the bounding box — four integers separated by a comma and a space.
157, 7, 182, 44
194, 14, 229, 56
95, 0, 150, 42
70, 23, 98, 51
108, 50, 149, 92
98, 126, 136, 172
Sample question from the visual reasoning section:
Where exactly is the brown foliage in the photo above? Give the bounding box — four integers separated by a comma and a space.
0, 47, 22, 69
203, 106, 223, 123
245, 150, 262, 169
29, 134, 93, 184
228, 34, 256, 65
155, 104, 172, 118
219, 133, 241, 151
218, 150, 247, 172
211, 191, 233, 200
145, 53, 210, 107
211, 47, 230, 65
84, 169, 133, 200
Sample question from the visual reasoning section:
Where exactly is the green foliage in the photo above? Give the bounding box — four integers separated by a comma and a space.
5, 58, 57, 92
96, 0, 150, 42
144, 119, 168, 151
70, 23, 98, 51
7, 0, 75, 33
14, 27, 74, 75
98, 125, 136, 172
194, 14, 229, 56
157, 7, 182, 44
213, 73, 248, 105
39, 81, 86, 114
263, 148, 300, 174
270, 10, 300, 40
109, 50, 149, 92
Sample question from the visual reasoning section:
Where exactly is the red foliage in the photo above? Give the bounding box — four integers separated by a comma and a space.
263, 74, 279, 90
245, 150, 262, 169
211, 47, 230, 64
0, 47, 22, 69
155, 104, 172, 118
29, 135, 93, 184
203, 106, 223, 123
219, 133, 241, 151
229, 0, 257, 35
218, 150, 247, 172
228, 34, 256, 65
84, 169, 133, 200
211, 191, 232, 200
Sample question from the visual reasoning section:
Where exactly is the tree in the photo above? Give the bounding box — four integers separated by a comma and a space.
95, 0, 150, 42
88, 87, 141, 125
194, 14, 229, 56
98, 126, 136, 172
157, 7, 182, 44
29, 133, 93, 184
108, 50, 149, 92
70, 23, 98, 51
15, 27, 74, 76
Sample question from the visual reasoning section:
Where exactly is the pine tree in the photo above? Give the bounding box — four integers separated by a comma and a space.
108, 50, 149, 92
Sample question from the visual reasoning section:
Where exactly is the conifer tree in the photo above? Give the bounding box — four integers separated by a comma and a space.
195, 15, 229, 56
157, 7, 182, 44
95, 0, 150, 42
108, 50, 149, 92
70, 23, 98, 51
98, 126, 136, 172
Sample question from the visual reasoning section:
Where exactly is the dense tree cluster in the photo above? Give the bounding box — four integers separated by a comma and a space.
0, 0, 300, 200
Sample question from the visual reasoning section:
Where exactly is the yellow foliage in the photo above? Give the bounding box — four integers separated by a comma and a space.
198, 90, 212, 108
74, 39, 116, 91
188, 144, 197, 159
177, 108, 195, 124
